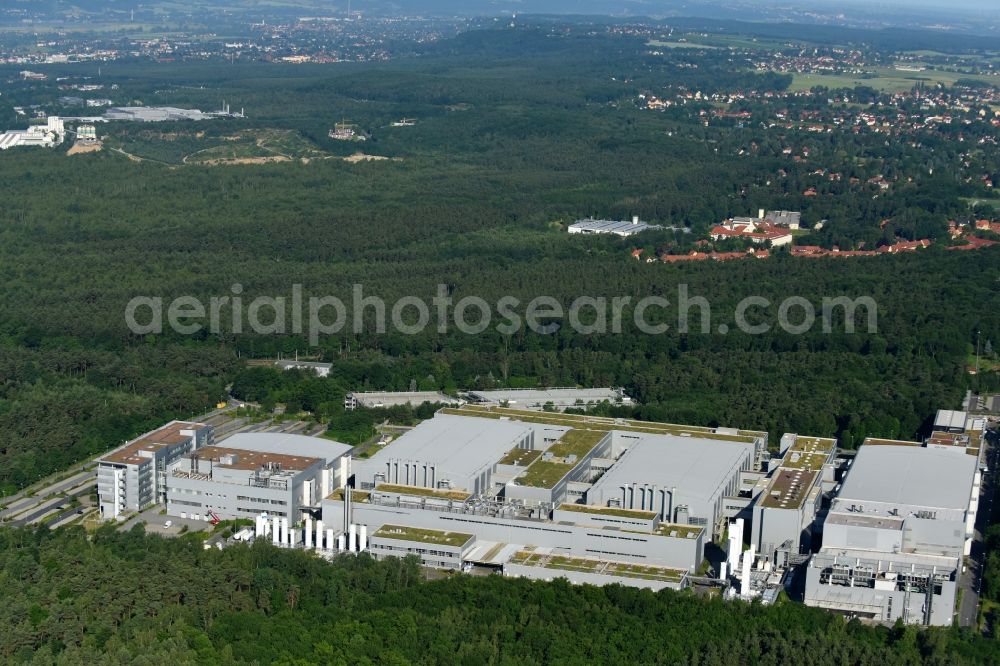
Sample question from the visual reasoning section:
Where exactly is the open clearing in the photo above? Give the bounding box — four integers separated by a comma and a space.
787, 67, 1000, 93
67, 142, 102, 156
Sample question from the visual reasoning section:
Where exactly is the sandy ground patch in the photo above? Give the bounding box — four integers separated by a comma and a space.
67, 141, 103, 155
342, 152, 400, 163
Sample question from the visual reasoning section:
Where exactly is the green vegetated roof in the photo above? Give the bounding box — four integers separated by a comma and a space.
862, 437, 922, 447
548, 429, 607, 459
373, 524, 473, 547
780, 435, 837, 471
441, 405, 761, 445
326, 489, 371, 503
648, 523, 703, 539
558, 503, 656, 520
498, 448, 543, 467
518, 460, 572, 489
509, 550, 684, 583
375, 483, 471, 501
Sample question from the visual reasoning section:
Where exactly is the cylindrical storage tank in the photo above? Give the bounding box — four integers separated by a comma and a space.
316, 520, 324, 549
285, 519, 293, 546
359, 524, 368, 552
337, 533, 346, 551
304, 517, 312, 549
348, 524, 357, 552
272, 516, 280, 545
326, 529, 334, 552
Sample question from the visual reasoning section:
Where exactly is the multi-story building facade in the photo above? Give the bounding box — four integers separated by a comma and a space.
97, 421, 213, 520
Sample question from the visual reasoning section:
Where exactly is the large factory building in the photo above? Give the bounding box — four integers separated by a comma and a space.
321, 405, 770, 588
804, 439, 979, 626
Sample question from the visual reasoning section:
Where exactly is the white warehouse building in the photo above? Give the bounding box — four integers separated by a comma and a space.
804, 441, 979, 626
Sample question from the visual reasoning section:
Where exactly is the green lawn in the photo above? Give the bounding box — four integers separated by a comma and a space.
787, 67, 1000, 93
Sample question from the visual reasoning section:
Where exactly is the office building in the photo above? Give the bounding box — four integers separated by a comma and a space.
165, 432, 352, 524
97, 421, 213, 520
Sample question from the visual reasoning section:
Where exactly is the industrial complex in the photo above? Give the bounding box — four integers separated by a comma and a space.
802, 410, 985, 625
0, 116, 65, 150
95, 397, 989, 627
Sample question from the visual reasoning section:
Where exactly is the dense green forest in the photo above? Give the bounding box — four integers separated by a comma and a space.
0, 525, 997, 665
0, 18, 998, 664
0, 27, 998, 493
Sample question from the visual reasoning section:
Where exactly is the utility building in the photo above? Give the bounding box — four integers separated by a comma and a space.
751, 434, 837, 564
345, 391, 462, 410
805, 441, 979, 626
465, 387, 632, 411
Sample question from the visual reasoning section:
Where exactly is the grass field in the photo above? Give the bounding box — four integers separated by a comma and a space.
962, 196, 1000, 211
648, 40, 722, 50
787, 67, 1000, 93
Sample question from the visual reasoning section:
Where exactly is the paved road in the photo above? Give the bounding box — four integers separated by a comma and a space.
0, 467, 94, 518
0, 393, 324, 533
7, 480, 94, 527
958, 429, 997, 628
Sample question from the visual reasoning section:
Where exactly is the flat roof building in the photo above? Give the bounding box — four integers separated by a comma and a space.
221, 432, 351, 468
104, 106, 211, 122
751, 434, 837, 564
97, 420, 213, 520
167, 446, 325, 525
465, 387, 632, 411
351, 413, 534, 494
0, 117, 65, 150
368, 525, 475, 570
568, 217, 663, 237
765, 210, 802, 229
275, 360, 332, 377
345, 391, 462, 410
165, 432, 351, 525
586, 432, 756, 535
805, 441, 979, 625
322, 405, 768, 587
